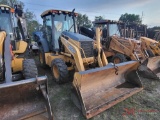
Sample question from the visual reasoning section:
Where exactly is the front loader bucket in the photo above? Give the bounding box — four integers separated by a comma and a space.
0, 76, 53, 120
72, 61, 143, 119
138, 56, 160, 79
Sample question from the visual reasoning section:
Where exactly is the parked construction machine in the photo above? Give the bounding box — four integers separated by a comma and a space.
33, 9, 143, 119
115, 21, 160, 57
80, 20, 160, 79
0, 5, 53, 120
117, 22, 160, 57
117, 21, 160, 77
91, 20, 147, 63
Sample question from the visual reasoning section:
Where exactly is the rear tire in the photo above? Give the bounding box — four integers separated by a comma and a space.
112, 53, 127, 64
23, 59, 38, 79
51, 58, 69, 84
147, 50, 155, 57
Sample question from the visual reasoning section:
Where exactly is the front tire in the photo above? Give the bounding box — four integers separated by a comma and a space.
147, 49, 155, 57
23, 59, 38, 79
112, 53, 127, 64
51, 58, 69, 84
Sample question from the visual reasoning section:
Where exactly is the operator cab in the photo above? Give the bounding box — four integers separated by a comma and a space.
41, 9, 78, 52
0, 5, 14, 40
93, 20, 121, 39
0, 5, 26, 50
93, 20, 121, 47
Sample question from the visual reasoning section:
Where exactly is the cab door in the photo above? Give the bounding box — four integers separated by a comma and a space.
43, 15, 53, 51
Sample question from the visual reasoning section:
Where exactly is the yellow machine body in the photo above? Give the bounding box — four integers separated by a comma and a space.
42, 27, 143, 119
0, 4, 53, 120
11, 58, 23, 72
13, 40, 28, 54
140, 37, 160, 56
105, 35, 146, 61
12, 40, 28, 73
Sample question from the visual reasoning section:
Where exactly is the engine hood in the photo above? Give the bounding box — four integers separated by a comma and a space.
62, 31, 93, 42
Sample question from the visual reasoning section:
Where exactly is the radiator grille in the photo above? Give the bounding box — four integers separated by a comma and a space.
80, 41, 94, 58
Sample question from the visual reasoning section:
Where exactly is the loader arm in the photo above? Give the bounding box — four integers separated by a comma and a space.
96, 27, 108, 67
60, 36, 85, 71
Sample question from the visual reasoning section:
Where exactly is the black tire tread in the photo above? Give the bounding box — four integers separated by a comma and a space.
23, 59, 38, 79
51, 58, 69, 84
147, 49, 155, 57
112, 53, 127, 63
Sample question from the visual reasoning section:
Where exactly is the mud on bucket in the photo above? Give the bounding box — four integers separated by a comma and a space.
72, 61, 143, 119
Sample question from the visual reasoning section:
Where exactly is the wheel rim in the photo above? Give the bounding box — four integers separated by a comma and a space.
113, 58, 121, 64
39, 52, 43, 64
53, 65, 59, 80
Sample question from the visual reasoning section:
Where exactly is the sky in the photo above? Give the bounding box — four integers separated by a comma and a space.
20, 0, 160, 27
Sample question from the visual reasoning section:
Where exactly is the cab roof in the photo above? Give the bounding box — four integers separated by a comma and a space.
41, 9, 78, 18
0, 4, 11, 9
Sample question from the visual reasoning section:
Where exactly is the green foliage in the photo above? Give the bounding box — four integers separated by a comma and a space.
119, 13, 142, 24
27, 20, 40, 36
95, 16, 105, 21
0, 0, 24, 7
77, 13, 92, 28
25, 9, 41, 35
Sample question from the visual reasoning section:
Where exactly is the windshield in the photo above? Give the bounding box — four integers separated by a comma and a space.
52, 14, 75, 50
0, 9, 13, 34
109, 24, 120, 36
53, 14, 74, 32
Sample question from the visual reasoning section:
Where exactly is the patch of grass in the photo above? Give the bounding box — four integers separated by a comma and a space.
33, 56, 160, 120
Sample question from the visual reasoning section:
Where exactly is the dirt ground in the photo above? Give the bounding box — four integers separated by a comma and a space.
33, 55, 160, 120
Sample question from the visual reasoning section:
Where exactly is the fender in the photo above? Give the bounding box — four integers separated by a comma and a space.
33, 31, 49, 52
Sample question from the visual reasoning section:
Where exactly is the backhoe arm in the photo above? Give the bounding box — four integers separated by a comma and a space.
110, 37, 137, 60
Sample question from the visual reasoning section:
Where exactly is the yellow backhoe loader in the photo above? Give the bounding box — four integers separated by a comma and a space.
33, 9, 143, 119
0, 5, 53, 120
118, 21, 160, 57
117, 22, 160, 79
92, 20, 148, 62
80, 20, 160, 79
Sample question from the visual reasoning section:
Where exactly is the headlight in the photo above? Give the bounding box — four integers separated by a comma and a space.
1, 7, 5, 10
